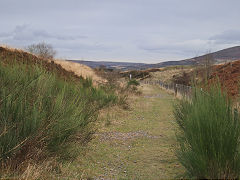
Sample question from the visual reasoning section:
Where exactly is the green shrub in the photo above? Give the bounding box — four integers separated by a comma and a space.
127, 79, 140, 87
0, 61, 117, 163
174, 86, 240, 179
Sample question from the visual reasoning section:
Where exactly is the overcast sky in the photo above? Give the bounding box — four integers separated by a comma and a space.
0, 0, 240, 63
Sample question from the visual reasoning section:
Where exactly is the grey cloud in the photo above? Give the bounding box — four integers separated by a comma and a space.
209, 30, 240, 44
14, 24, 28, 33
0, 24, 86, 42
32, 30, 86, 41
55, 39, 120, 54
0, 32, 11, 38
138, 39, 214, 57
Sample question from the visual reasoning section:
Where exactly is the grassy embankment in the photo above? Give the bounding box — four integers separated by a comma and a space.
0, 48, 118, 179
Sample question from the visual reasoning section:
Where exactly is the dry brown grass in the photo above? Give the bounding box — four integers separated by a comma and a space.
0, 44, 25, 52
148, 67, 193, 83
0, 158, 83, 180
54, 60, 107, 85
0, 45, 82, 81
0, 45, 106, 85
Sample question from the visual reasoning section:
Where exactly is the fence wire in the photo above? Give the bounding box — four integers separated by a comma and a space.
141, 80, 240, 112
141, 80, 193, 99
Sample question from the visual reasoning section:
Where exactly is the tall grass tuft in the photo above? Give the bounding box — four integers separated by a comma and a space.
174, 85, 240, 179
0, 61, 117, 167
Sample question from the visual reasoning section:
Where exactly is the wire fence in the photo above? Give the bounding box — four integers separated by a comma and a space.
141, 80, 193, 99
141, 79, 240, 112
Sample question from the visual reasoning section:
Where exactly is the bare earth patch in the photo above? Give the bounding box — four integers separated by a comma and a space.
97, 131, 160, 141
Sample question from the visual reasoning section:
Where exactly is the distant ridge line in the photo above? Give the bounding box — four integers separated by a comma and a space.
69, 46, 240, 70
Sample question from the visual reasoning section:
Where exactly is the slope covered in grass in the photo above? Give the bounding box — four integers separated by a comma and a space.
0, 46, 117, 178
0, 46, 80, 80
54, 60, 107, 85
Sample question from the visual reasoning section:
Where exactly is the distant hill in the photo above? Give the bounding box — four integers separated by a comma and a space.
70, 46, 240, 70
185, 46, 240, 64
69, 60, 149, 70
149, 46, 240, 68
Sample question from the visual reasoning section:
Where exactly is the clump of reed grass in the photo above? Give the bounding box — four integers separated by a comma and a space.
174, 85, 240, 179
0, 61, 117, 174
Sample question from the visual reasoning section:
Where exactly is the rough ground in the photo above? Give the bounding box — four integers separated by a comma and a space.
66, 84, 183, 179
